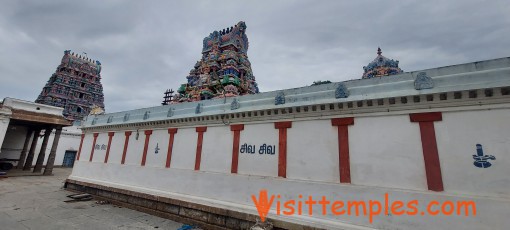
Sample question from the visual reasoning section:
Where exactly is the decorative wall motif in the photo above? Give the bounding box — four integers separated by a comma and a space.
414, 72, 434, 90
164, 21, 259, 104
35, 50, 105, 120
473, 144, 496, 168
195, 103, 202, 114
231, 98, 240, 110
275, 92, 285, 105
335, 83, 349, 98
143, 111, 150, 120
123, 113, 130, 122
167, 108, 174, 117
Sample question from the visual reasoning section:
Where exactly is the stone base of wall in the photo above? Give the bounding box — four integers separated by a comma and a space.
65, 179, 325, 230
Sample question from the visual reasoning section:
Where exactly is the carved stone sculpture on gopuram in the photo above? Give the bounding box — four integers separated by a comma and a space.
163, 21, 259, 104
36, 50, 105, 120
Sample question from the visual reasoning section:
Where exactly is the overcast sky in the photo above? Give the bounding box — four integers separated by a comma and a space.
1, 0, 509, 113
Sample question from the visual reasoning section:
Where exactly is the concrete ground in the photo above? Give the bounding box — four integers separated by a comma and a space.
0, 168, 188, 230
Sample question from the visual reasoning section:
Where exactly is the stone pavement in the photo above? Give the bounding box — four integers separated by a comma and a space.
0, 168, 187, 230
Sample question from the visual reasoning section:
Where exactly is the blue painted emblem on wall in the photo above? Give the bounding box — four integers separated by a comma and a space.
473, 144, 495, 168
155, 143, 160, 154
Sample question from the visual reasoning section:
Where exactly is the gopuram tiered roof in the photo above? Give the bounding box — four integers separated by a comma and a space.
163, 21, 259, 104
36, 50, 105, 120
362, 47, 403, 79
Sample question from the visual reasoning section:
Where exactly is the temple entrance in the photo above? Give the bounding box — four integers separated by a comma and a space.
62, 150, 77, 167
0, 98, 72, 176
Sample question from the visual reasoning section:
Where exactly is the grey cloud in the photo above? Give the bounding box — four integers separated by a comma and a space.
0, 0, 509, 113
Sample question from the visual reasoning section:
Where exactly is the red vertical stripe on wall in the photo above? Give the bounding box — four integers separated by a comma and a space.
275, 121, 292, 178
194, 127, 207, 171
410, 112, 444, 192
332, 117, 354, 183
89, 133, 99, 162
230, 124, 244, 174
166, 128, 178, 168
121, 131, 132, 164
76, 134, 85, 161
141, 130, 153, 166
104, 132, 115, 163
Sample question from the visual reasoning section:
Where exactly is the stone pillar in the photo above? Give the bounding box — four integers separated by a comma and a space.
43, 126, 62, 176
33, 127, 52, 173
0, 108, 11, 153
23, 129, 41, 171
16, 128, 33, 169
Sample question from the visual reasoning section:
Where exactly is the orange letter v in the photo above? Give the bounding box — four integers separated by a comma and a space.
251, 189, 275, 222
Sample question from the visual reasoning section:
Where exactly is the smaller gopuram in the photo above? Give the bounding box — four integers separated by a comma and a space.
362, 47, 403, 79
168, 21, 259, 103
36, 50, 105, 121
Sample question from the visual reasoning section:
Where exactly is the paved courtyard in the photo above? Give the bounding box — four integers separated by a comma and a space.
0, 168, 187, 230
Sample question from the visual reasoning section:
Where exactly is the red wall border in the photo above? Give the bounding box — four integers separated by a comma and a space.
410, 112, 444, 192
194, 127, 207, 170
331, 117, 354, 183
89, 133, 99, 162
166, 128, 178, 168
141, 130, 153, 166
275, 121, 292, 178
230, 124, 245, 174
121, 131, 132, 164
410, 112, 442, 122
104, 132, 115, 163
76, 134, 85, 161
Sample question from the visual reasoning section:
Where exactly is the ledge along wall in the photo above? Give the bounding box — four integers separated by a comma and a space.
67, 57, 510, 230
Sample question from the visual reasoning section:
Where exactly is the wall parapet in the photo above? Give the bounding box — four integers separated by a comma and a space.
81, 57, 510, 131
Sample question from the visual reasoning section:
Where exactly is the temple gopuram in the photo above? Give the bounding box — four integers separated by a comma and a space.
362, 47, 403, 79
163, 21, 259, 104
36, 50, 105, 120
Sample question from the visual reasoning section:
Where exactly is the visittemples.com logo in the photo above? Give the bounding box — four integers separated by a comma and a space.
251, 190, 476, 223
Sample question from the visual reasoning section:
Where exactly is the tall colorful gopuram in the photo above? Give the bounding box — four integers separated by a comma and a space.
362, 47, 403, 79
36, 50, 105, 120
167, 21, 259, 103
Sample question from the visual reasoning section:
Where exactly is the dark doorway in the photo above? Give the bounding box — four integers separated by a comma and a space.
62, 150, 77, 167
